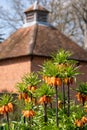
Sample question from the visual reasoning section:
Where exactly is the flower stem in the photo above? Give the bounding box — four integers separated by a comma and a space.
35, 98, 37, 105
55, 85, 59, 127
62, 81, 66, 112
6, 112, 10, 130
82, 98, 85, 106
24, 117, 26, 123
67, 83, 70, 117
44, 103, 48, 123
29, 117, 31, 128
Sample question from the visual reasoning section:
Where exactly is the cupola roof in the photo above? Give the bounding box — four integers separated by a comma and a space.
24, 1, 49, 13
23, 1, 50, 27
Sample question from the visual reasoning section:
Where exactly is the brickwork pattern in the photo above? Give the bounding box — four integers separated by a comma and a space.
0, 56, 87, 93
0, 57, 31, 92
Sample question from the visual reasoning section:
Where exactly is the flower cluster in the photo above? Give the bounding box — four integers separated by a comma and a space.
22, 110, 35, 118
75, 116, 87, 128
39, 95, 52, 104
0, 103, 13, 114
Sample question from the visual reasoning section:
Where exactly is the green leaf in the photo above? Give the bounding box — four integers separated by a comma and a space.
35, 83, 55, 97
52, 49, 72, 64
16, 82, 27, 93
22, 72, 41, 86
76, 82, 87, 95
0, 94, 13, 106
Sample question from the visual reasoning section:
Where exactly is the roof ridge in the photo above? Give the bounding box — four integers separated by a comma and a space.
28, 24, 38, 54
32, 24, 38, 55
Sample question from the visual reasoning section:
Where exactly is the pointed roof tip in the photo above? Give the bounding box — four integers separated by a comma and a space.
35, 0, 39, 4
34, 1, 39, 10
24, 1, 49, 13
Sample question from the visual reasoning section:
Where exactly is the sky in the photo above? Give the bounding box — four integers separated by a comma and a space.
0, 0, 32, 12
0, 0, 12, 38
0, 0, 11, 9
0, 0, 30, 39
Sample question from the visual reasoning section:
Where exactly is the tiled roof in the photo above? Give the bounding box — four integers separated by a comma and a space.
0, 24, 87, 61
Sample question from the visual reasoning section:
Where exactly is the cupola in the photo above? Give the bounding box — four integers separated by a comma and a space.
23, 1, 49, 27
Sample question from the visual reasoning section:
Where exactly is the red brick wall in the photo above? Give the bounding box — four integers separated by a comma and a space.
0, 56, 31, 92
31, 56, 49, 72
0, 55, 87, 93
77, 62, 87, 82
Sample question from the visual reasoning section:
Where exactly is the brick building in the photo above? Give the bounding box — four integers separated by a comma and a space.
0, 1, 87, 92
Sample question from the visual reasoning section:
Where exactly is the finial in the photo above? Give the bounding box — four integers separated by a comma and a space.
34, 0, 39, 10
37, 0, 39, 4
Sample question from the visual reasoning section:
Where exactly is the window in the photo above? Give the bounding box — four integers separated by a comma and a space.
26, 12, 34, 22
37, 12, 48, 22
